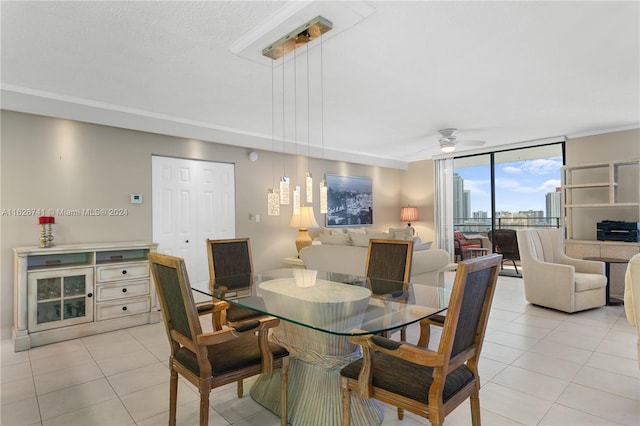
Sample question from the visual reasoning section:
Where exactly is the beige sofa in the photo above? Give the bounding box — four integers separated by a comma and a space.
298, 244, 450, 286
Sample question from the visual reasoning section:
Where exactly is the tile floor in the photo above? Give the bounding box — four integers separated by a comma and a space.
1, 273, 639, 426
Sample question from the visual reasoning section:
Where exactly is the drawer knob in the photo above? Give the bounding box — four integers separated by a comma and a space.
122, 270, 127, 275
122, 288, 127, 293
122, 306, 127, 311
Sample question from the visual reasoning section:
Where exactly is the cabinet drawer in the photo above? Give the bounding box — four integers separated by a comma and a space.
96, 262, 149, 282
96, 297, 151, 321
96, 279, 149, 302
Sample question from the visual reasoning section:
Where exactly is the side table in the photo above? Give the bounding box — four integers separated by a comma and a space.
583, 257, 628, 306
282, 256, 306, 268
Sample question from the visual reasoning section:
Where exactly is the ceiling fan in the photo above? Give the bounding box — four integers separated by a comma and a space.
438, 128, 485, 153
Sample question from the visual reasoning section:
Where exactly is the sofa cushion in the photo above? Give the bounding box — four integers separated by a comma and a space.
351, 233, 390, 247
574, 272, 607, 292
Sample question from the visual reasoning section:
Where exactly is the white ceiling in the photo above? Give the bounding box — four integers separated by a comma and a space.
2, 1, 639, 169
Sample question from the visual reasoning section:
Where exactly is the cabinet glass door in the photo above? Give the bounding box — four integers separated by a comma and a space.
28, 268, 94, 331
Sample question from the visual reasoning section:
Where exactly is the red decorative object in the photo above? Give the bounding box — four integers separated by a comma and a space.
38, 217, 55, 247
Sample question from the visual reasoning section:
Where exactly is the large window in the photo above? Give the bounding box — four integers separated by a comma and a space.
453, 144, 564, 234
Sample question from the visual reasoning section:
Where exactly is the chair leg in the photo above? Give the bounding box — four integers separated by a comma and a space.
280, 360, 289, 426
397, 407, 404, 420
470, 390, 481, 426
341, 378, 351, 426
236, 379, 243, 398
169, 366, 178, 426
511, 259, 519, 274
400, 326, 407, 342
199, 379, 212, 426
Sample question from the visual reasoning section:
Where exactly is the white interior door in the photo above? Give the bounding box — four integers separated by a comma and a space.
152, 156, 235, 285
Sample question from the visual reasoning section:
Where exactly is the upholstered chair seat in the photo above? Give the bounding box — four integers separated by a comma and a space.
341, 344, 475, 404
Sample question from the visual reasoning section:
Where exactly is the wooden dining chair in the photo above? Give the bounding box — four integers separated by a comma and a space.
365, 238, 413, 340
203, 238, 266, 330
341, 254, 502, 426
148, 252, 289, 426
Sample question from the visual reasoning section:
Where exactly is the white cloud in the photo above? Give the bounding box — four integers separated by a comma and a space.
500, 157, 563, 176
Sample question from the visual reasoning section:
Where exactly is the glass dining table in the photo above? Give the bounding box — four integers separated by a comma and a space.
191, 268, 450, 426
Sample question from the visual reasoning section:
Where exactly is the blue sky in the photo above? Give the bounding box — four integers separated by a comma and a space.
455, 157, 563, 215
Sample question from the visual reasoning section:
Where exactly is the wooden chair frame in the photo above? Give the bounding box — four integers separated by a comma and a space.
341, 254, 502, 426
365, 239, 413, 341
149, 252, 289, 426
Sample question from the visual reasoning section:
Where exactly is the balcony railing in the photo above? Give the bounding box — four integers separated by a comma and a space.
454, 217, 561, 234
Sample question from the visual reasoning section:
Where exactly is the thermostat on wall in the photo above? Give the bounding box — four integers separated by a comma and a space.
130, 194, 143, 204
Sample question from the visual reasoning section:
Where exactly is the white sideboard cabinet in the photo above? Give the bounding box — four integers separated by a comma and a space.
13, 241, 159, 351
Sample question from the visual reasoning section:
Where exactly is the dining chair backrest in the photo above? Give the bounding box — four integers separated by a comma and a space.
149, 252, 208, 367
207, 237, 253, 281
206, 237, 261, 328
442, 254, 502, 360
365, 239, 413, 283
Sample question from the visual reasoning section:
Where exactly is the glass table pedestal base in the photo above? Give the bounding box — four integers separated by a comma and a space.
250, 326, 383, 426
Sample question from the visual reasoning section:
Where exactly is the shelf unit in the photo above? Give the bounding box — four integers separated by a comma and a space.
13, 241, 158, 351
562, 160, 639, 240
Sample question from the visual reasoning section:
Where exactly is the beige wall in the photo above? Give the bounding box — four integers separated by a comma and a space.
0, 110, 413, 329
565, 129, 640, 166
565, 129, 640, 239
400, 159, 435, 244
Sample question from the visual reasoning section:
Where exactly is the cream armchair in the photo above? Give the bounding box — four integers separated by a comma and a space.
516, 228, 606, 313
625, 253, 640, 370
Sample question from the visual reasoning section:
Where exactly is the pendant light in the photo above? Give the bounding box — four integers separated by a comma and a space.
268, 59, 280, 215
279, 52, 289, 206
319, 34, 328, 214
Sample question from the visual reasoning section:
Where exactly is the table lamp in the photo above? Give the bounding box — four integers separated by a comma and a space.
289, 205, 319, 256
400, 206, 419, 235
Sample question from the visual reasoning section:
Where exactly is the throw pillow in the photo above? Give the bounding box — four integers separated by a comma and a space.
318, 233, 352, 245
350, 234, 371, 247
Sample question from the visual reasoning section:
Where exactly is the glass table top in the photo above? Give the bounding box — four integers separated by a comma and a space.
191, 268, 449, 336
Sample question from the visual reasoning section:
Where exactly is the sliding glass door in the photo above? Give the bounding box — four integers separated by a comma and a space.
452, 143, 564, 274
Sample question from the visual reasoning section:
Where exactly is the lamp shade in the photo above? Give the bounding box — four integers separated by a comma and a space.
400, 207, 419, 223
289, 205, 319, 229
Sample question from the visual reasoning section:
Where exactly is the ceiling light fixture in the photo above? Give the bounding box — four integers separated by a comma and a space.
264, 16, 332, 221
440, 140, 456, 153
262, 16, 332, 60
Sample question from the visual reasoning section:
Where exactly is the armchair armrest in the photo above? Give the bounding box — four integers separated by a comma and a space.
349, 333, 445, 399
556, 254, 606, 275
196, 315, 280, 346
466, 237, 483, 246
195, 299, 231, 331
349, 334, 445, 367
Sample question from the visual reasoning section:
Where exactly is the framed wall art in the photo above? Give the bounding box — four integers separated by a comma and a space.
325, 174, 373, 227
